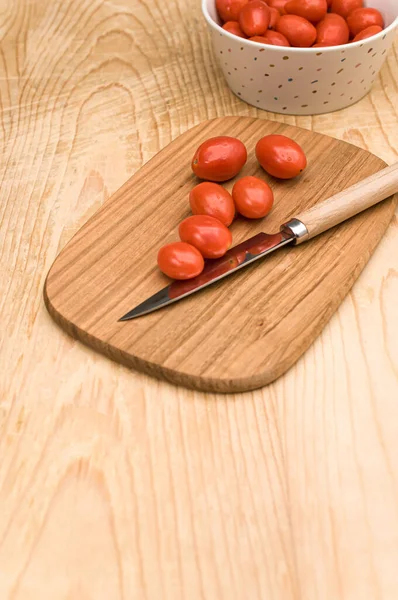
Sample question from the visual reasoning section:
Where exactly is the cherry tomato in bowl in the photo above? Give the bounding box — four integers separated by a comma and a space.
256, 134, 307, 179
189, 182, 235, 227
276, 14, 317, 47
232, 176, 274, 219
330, 0, 362, 19
179, 215, 233, 259
285, 0, 327, 24
352, 24, 383, 41
191, 136, 247, 182
268, 7, 280, 29
316, 13, 349, 46
239, 0, 270, 37
267, 0, 288, 15
157, 242, 204, 280
250, 31, 291, 45
222, 21, 247, 37
216, 0, 249, 22
347, 7, 384, 36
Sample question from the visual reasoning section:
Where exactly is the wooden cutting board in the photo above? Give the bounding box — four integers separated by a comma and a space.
44, 117, 397, 393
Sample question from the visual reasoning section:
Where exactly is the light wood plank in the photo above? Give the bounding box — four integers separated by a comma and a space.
0, 0, 398, 598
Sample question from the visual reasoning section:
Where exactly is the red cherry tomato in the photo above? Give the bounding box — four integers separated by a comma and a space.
330, 0, 362, 18
250, 35, 268, 43
232, 177, 274, 219
222, 21, 247, 37
216, 0, 249, 22
268, 7, 280, 28
239, 0, 270, 36
316, 13, 349, 46
285, 0, 327, 24
267, 0, 288, 15
157, 242, 204, 280
179, 215, 233, 259
256, 135, 307, 179
347, 8, 384, 36
276, 14, 317, 47
352, 24, 383, 41
191, 136, 247, 182
250, 31, 290, 45
189, 182, 235, 227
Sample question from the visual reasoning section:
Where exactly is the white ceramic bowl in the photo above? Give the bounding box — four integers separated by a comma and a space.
202, 0, 398, 115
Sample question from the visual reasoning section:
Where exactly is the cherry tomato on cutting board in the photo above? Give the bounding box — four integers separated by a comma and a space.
250, 30, 290, 45
256, 135, 307, 179
216, 0, 249, 22
239, 0, 270, 37
316, 13, 349, 46
189, 182, 235, 227
179, 215, 233, 259
330, 0, 363, 19
285, 0, 327, 24
352, 24, 383, 41
232, 176, 274, 219
191, 136, 247, 182
222, 21, 247, 37
347, 7, 384, 36
276, 14, 317, 47
157, 242, 204, 280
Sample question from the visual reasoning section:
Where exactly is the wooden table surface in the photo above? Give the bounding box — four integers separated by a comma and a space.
0, 1, 397, 598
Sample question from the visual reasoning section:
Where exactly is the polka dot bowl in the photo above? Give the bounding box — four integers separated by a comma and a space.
202, 0, 398, 115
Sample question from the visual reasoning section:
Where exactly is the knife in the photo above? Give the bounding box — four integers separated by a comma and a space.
119, 162, 398, 321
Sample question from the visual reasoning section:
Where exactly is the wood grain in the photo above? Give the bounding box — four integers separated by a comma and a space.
44, 117, 397, 393
0, 0, 398, 598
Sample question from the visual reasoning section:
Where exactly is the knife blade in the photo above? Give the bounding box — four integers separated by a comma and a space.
119, 230, 294, 321
119, 162, 398, 321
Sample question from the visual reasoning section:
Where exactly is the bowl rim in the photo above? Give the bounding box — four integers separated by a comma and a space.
201, 0, 398, 52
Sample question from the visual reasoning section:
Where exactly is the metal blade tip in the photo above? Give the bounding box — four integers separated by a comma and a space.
118, 308, 143, 321
118, 287, 171, 321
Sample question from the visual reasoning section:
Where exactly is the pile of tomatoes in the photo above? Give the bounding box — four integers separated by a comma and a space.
157, 134, 307, 280
217, 0, 385, 47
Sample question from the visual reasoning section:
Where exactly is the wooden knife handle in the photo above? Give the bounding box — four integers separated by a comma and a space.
288, 162, 398, 243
